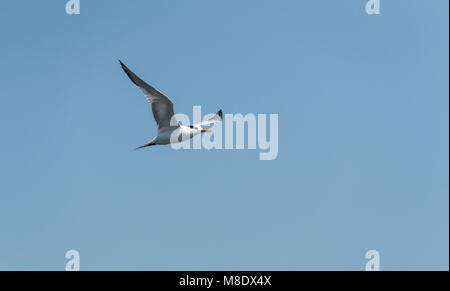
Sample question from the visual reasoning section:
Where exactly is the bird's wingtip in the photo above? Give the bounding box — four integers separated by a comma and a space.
217, 109, 223, 119
118, 60, 139, 86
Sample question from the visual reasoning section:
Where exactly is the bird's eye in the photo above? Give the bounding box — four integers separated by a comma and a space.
189, 125, 194, 129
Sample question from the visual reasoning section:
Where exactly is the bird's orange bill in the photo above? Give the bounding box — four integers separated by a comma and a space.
201, 129, 213, 132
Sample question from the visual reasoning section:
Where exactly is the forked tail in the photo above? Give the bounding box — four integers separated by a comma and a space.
135, 141, 156, 150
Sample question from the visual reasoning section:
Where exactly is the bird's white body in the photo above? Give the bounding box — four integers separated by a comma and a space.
119, 60, 222, 149
151, 125, 203, 145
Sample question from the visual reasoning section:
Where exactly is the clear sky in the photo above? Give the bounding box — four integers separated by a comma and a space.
0, 1, 448, 270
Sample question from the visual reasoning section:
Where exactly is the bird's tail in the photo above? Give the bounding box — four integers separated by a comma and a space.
135, 141, 156, 150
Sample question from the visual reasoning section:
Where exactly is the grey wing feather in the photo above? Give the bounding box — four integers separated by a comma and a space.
119, 60, 179, 132
193, 109, 223, 127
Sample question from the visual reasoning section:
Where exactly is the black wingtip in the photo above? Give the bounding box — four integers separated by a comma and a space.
217, 109, 223, 119
119, 60, 138, 86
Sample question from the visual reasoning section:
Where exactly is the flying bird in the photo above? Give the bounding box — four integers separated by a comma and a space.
119, 60, 222, 149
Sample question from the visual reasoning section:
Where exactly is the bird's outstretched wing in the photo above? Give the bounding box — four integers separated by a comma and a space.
193, 110, 223, 127
119, 60, 179, 132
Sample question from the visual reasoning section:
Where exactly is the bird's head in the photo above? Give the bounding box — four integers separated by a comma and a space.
188, 125, 212, 133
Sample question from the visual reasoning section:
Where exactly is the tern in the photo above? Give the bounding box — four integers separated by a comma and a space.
119, 60, 222, 149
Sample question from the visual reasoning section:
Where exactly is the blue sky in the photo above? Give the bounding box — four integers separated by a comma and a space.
0, 1, 448, 270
